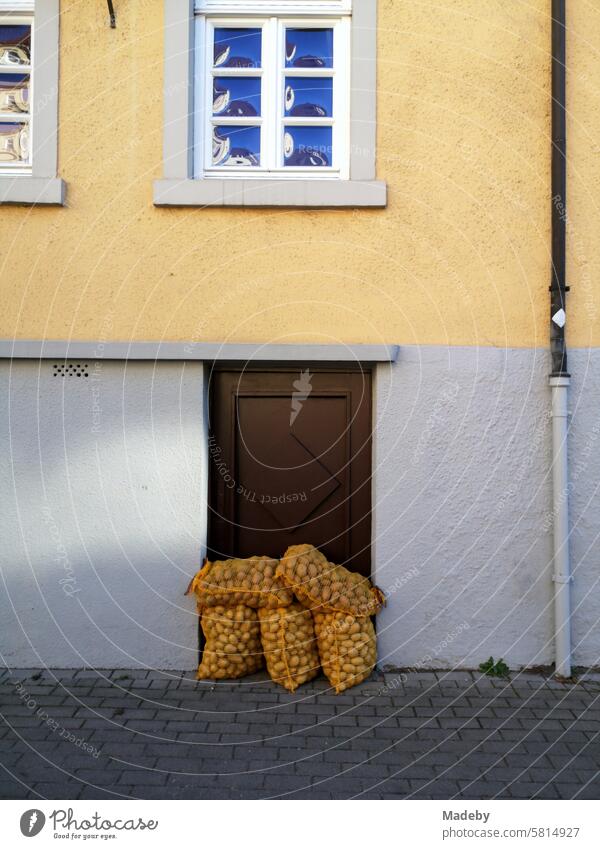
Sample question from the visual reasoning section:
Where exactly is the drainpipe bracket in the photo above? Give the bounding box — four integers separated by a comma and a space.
553, 574, 573, 584
548, 375, 571, 387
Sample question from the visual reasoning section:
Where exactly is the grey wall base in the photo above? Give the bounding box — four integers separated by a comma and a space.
374, 346, 600, 671
0, 361, 206, 669
1, 347, 598, 670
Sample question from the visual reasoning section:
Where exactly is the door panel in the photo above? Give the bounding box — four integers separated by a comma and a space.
208, 369, 372, 575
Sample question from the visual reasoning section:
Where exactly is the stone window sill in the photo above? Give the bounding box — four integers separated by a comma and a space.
0, 177, 66, 206
153, 178, 387, 208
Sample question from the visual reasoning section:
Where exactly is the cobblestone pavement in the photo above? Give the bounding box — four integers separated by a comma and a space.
1, 667, 599, 800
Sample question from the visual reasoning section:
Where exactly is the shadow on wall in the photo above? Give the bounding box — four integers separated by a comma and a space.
0, 361, 206, 669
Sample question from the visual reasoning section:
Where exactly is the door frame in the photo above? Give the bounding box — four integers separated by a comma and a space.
205, 360, 375, 575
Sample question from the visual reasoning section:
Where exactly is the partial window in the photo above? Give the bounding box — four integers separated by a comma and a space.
0, 18, 32, 171
0, 1, 64, 205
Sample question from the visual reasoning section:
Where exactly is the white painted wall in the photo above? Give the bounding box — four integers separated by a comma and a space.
568, 349, 600, 668
0, 360, 205, 669
374, 347, 600, 670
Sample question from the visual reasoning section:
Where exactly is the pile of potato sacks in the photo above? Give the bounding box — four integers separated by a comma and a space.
187, 544, 385, 694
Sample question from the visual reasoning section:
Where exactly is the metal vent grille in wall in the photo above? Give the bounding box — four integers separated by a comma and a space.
53, 363, 89, 378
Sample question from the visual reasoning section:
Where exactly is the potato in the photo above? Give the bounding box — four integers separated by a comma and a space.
313, 610, 376, 694
277, 544, 385, 616
188, 557, 293, 609
259, 603, 320, 692
197, 605, 263, 680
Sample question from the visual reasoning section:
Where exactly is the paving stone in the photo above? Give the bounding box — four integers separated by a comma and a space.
409, 778, 462, 798
175, 732, 221, 743
2, 669, 600, 799
232, 745, 280, 760
78, 785, 131, 799
119, 769, 167, 785
316, 776, 372, 795
73, 769, 124, 786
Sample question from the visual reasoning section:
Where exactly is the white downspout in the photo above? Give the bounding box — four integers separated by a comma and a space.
549, 375, 571, 678
549, 0, 571, 679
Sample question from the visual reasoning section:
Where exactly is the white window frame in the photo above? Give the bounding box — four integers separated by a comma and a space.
196, 15, 350, 179
0, 0, 64, 205
0, 11, 33, 174
154, 0, 385, 207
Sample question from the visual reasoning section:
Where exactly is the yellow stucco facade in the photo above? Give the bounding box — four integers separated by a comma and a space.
0, 1, 597, 347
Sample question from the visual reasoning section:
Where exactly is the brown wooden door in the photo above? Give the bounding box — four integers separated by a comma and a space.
208, 368, 372, 575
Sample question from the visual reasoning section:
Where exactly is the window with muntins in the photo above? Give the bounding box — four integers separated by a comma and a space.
0, 13, 32, 173
0, 0, 63, 205
156, 0, 384, 207
195, 1, 351, 179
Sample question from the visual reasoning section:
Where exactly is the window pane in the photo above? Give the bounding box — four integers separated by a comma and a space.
0, 121, 28, 162
214, 28, 261, 69
284, 126, 332, 167
285, 29, 333, 69
284, 77, 332, 118
213, 126, 260, 167
213, 77, 261, 117
0, 73, 29, 114
0, 25, 31, 68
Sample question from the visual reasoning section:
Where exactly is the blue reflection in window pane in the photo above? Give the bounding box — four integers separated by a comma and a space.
284, 77, 332, 118
284, 126, 332, 167
285, 29, 333, 68
0, 121, 28, 162
214, 28, 261, 69
213, 77, 261, 117
0, 73, 29, 113
213, 126, 260, 167
0, 25, 31, 67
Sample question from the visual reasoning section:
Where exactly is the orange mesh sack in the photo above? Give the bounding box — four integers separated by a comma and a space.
189, 557, 293, 609
259, 603, 320, 692
313, 611, 376, 694
277, 544, 385, 617
197, 604, 263, 679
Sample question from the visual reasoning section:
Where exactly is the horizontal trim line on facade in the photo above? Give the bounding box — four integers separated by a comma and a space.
0, 340, 400, 363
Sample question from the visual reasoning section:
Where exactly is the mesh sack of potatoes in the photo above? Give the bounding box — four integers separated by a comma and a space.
277, 544, 385, 617
313, 610, 377, 694
197, 604, 264, 680
189, 557, 293, 609
258, 603, 320, 692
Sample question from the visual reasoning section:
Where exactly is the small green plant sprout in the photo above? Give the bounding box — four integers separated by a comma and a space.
479, 657, 510, 678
